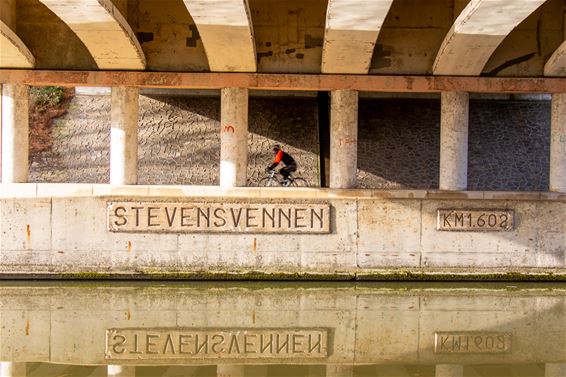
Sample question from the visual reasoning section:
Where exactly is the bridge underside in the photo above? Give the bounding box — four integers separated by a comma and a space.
0, 0, 565, 281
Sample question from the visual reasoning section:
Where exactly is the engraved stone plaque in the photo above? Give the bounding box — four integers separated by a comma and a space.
437, 209, 514, 231
434, 332, 512, 353
105, 328, 328, 360
107, 201, 330, 234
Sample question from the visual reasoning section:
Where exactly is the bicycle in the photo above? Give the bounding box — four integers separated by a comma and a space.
258, 170, 309, 187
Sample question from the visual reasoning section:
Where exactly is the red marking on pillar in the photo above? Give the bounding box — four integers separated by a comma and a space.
223, 125, 235, 133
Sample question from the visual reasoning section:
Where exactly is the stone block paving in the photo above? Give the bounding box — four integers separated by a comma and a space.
357, 99, 550, 191
29, 95, 320, 187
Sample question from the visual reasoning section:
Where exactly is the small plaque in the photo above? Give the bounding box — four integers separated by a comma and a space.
105, 328, 328, 361
107, 201, 330, 234
434, 332, 512, 354
437, 209, 514, 231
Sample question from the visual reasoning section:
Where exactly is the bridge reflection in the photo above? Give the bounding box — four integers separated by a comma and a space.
0, 282, 564, 377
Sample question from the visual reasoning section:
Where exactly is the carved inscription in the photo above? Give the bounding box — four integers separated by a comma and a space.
105, 328, 328, 360
434, 332, 512, 353
107, 201, 330, 234
437, 209, 514, 231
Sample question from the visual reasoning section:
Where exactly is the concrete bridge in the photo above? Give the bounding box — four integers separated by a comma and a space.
0, 283, 565, 376
0, 0, 565, 279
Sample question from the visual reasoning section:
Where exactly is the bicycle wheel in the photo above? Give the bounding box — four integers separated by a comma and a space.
258, 177, 280, 187
291, 177, 309, 187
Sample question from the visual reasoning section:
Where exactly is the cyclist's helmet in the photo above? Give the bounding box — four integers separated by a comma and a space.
271, 144, 281, 152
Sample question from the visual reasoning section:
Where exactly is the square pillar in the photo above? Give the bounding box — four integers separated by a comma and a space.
550, 93, 566, 192
440, 91, 469, 191
1, 84, 29, 183
220, 88, 248, 187
545, 363, 566, 377
110, 86, 139, 185
0, 362, 27, 377
330, 89, 358, 189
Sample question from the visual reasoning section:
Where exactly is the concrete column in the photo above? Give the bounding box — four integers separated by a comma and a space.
326, 365, 353, 377
329, 89, 358, 189
110, 86, 139, 185
107, 365, 135, 377
217, 364, 245, 377
435, 364, 463, 377
0, 362, 27, 377
220, 88, 248, 187
439, 91, 469, 190
1, 84, 29, 183
550, 94, 566, 192
545, 363, 566, 377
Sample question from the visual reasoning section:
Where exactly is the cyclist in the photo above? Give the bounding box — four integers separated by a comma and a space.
266, 144, 297, 186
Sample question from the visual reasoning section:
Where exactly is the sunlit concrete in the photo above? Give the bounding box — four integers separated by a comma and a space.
329, 89, 358, 189
220, 88, 248, 187
550, 94, 566, 192
439, 92, 468, 191
1, 84, 29, 183
182, 0, 256, 72
217, 365, 245, 377
107, 365, 135, 377
545, 363, 566, 377
321, 0, 394, 74
433, 0, 547, 76
110, 87, 139, 185
0, 21, 35, 69
37, 0, 146, 70
0, 362, 26, 377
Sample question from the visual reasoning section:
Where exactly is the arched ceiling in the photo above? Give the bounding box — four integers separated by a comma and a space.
322, 0, 394, 74
433, 0, 548, 76
182, 0, 256, 72
4, 0, 566, 77
0, 20, 35, 68
37, 0, 146, 70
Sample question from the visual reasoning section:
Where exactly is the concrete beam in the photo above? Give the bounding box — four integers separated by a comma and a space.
322, 0, 393, 74
0, 21, 35, 68
38, 0, 146, 70
433, 0, 547, 76
182, 0, 256, 72
3, 70, 566, 93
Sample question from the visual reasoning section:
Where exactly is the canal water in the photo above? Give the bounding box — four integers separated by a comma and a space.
0, 282, 565, 377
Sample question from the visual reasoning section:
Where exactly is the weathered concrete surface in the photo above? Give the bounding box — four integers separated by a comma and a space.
0, 185, 564, 278
1, 84, 29, 183
321, 0, 393, 74
110, 87, 139, 185
550, 93, 566, 192
433, 0, 547, 76
37, 0, 146, 70
0, 284, 564, 365
220, 88, 249, 187
0, 21, 35, 68
439, 92, 468, 191
182, 0, 256, 72
330, 90, 358, 189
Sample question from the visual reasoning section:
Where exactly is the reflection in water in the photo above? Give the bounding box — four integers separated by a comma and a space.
0, 282, 565, 377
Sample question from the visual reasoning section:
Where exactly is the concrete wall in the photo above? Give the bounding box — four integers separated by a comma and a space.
0, 284, 565, 365
0, 185, 564, 277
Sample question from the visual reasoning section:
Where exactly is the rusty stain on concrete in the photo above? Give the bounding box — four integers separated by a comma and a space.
26, 224, 31, 241
25, 319, 30, 336
127, 241, 132, 252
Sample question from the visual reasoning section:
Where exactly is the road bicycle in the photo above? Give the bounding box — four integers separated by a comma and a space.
258, 170, 309, 187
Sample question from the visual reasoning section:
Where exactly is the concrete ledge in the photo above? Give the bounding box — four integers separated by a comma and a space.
1, 184, 564, 201
1, 268, 565, 281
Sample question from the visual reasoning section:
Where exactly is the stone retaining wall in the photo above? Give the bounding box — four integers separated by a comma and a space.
29, 95, 550, 191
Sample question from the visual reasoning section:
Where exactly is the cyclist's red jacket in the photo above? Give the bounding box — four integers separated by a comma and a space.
268, 149, 296, 170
